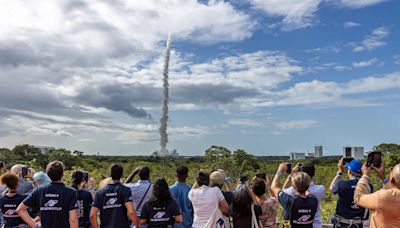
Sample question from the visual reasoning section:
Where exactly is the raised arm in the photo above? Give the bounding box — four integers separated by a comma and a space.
124, 167, 140, 184
271, 163, 287, 198
329, 158, 344, 192
354, 164, 379, 210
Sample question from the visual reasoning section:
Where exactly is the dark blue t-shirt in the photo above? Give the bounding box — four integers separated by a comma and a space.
77, 189, 93, 228
0, 193, 28, 227
333, 179, 373, 219
278, 191, 318, 228
140, 199, 181, 227
222, 191, 233, 205
23, 182, 78, 228
93, 183, 133, 228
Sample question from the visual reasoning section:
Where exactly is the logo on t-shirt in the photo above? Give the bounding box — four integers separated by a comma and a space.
298, 215, 311, 222
45, 200, 58, 207
41, 199, 62, 211
103, 197, 121, 209
153, 211, 166, 219
3, 209, 18, 218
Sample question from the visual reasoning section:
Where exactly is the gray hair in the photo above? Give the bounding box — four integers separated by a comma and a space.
33, 171, 51, 187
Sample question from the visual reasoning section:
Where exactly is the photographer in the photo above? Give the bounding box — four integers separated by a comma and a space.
271, 163, 318, 228
328, 158, 371, 228
354, 158, 400, 227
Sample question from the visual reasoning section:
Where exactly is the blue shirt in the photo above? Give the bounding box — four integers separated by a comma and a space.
278, 191, 318, 228
169, 182, 193, 228
23, 182, 78, 228
332, 178, 372, 219
93, 183, 133, 228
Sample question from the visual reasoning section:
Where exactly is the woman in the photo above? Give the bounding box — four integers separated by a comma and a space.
232, 184, 262, 228
271, 163, 318, 228
140, 177, 182, 227
0, 172, 28, 228
71, 170, 93, 228
188, 171, 229, 228
252, 177, 278, 228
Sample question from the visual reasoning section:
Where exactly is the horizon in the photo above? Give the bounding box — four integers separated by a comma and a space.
0, 1, 399, 156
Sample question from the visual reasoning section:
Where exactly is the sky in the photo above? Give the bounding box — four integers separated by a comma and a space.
0, 0, 399, 156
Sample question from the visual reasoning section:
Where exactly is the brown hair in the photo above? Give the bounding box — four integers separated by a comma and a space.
0, 172, 19, 190
291, 172, 311, 193
46, 161, 64, 181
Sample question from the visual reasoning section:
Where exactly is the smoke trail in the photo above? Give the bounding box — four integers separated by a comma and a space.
159, 33, 172, 155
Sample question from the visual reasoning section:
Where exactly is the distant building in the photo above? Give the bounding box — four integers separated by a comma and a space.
314, 146, 323, 157
35, 146, 55, 154
290, 152, 306, 160
343, 146, 364, 160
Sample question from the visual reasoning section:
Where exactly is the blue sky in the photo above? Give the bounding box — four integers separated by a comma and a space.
0, 0, 399, 156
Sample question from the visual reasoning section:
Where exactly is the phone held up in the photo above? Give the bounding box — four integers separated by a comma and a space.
367, 151, 382, 168
286, 163, 292, 174
256, 173, 267, 180
342, 157, 354, 164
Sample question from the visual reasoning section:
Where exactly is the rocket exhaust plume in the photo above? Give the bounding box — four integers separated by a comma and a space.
159, 33, 172, 156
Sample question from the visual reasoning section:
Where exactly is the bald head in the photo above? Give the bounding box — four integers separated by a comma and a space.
10, 164, 23, 175
392, 164, 400, 181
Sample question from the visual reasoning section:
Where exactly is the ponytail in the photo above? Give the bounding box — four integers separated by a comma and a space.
71, 170, 84, 190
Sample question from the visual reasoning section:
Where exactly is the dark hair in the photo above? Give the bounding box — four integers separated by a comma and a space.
46, 161, 64, 181
252, 178, 266, 197
71, 170, 84, 190
0, 161, 4, 169
148, 177, 173, 208
301, 163, 315, 178
21, 166, 29, 178
0, 172, 19, 190
110, 164, 123, 180
139, 166, 150, 180
196, 171, 209, 187
176, 166, 188, 176
233, 185, 253, 218
82, 171, 89, 183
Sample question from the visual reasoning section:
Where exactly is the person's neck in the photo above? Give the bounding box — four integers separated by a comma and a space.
256, 195, 266, 201
177, 180, 186, 183
111, 180, 120, 184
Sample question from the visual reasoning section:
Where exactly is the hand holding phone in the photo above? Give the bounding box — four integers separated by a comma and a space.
286, 164, 292, 174
367, 151, 382, 168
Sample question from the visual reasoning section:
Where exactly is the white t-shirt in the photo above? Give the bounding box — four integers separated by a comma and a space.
188, 185, 225, 228
283, 181, 325, 228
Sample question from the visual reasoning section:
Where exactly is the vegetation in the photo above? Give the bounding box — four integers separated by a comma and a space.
1, 143, 399, 223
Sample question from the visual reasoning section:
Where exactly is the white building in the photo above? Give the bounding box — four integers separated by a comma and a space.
35, 146, 55, 154
314, 146, 323, 157
343, 146, 364, 160
290, 152, 306, 160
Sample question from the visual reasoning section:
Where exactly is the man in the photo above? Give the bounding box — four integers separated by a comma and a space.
90, 164, 138, 228
16, 161, 79, 228
271, 163, 318, 228
124, 166, 152, 218
10, 165, 33, 194
169, 166, 193, 228
283, 163, 325, 228
354, 158, 400, 227
328, 159, 371, 228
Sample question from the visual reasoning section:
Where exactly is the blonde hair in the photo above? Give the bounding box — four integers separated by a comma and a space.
291, 172, 311, 193
210, 171, 225, 187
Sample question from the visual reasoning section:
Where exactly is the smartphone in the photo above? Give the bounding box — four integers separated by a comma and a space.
0, 161, 4, 169
256, 173, 266, 180
286, 164, 292, 174
367, 151, 382, 168
239, 176, 248, 184
21, 166, 29, 177
343, 157, 354, 164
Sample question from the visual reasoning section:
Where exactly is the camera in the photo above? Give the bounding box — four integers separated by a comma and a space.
367, 151, 382, 168
286, 163, 292, 174
343, 157, 354, 164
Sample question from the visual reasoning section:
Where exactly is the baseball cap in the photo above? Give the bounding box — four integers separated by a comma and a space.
33, 171, 51, 186
345, 160, 362, 173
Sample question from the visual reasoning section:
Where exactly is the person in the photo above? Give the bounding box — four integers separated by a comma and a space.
169, 166, 193, 228
210, 170, 234, 205
16, 160, 79, 228
124, 166, 153, 218
28, 172, 52, 219
188, 171, 229, 228
140, 177, 182, 227
252, 177, 278, 228
328, 159, 371, 228
354, 159, 400, 227
86, 177, 97, 199
90, 164, 138, 228
71, 170, 93, 228
283, 163, 325, 228
27, 168, 36, 181
271, 163, 318, 228
0, 172, 28, 228
10, 165, 33, 194
232, 184, 262, 227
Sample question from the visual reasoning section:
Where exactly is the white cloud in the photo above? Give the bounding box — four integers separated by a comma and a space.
250, 0, 322, 31
339, 0, 386, 8
352, 26, 389, 52
344, 21, 361, 28
394, 55, 400, 64
352, 58, 379, 68
334, 65, 351, 71
227, 119, 263, 127
275, 120, 318, 130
